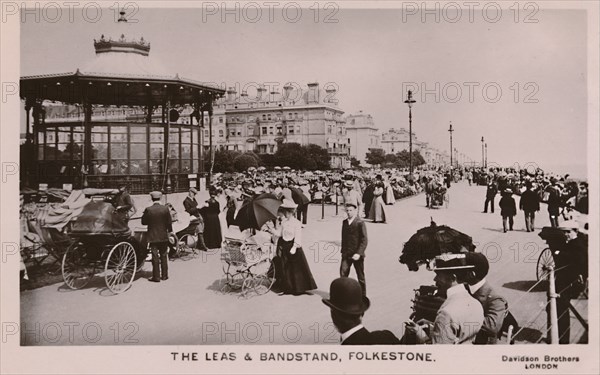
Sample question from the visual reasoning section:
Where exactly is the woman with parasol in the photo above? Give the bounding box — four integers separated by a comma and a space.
267, 199, 317, 295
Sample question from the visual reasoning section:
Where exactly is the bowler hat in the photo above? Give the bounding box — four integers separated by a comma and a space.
322, 277, 370, 315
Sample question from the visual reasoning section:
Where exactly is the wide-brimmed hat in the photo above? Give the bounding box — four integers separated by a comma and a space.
322, 277, 370, 315
280, 199, 298, 209
344, 180, 354, 188
189, 187, 198, 194
429, 253, 474, 271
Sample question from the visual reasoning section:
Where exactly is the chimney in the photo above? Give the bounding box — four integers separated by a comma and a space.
307, 82, 319, 104
283, 84, 293, 101
325, 85, 337, 104
257, 85, 267, 101
227, 87, 237, 102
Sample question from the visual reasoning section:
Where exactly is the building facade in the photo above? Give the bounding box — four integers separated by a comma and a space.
213, 83, 350, 169
345, 111, 380, 166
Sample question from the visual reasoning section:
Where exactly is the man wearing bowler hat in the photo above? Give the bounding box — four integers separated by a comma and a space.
323, 277, 400, 345
142, 191, 172, 282
405, 254, 483, 344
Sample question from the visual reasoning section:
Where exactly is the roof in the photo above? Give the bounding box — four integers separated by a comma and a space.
20, 18, 224, 106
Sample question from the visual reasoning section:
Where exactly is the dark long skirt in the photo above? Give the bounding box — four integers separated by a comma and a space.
275, 237, 317, 294
202, 213, 222, 248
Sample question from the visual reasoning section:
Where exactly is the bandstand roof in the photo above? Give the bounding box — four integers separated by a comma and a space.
20, 12, 224, 107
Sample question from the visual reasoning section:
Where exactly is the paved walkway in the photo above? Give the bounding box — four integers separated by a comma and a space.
20, 181, 587, 345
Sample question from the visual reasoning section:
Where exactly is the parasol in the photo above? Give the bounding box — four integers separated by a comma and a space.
282, 166, 291, 170
289, 187, 310, 205
399, 219, 476, 271
274, 166, 282, 171
235, 193, 282, 231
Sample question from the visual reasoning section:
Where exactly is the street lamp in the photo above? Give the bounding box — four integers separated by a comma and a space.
448, 122, 454, 168
485, 143, 488, 169
404, 90, 416, 176
481, 136, 485, 169
454, 148, 458, 168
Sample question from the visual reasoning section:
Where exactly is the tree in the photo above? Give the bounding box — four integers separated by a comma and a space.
303, 144, 330, 170
395, 150, 426, 168
350, 157, 361, 168
365, 148, 385, 166
212, 149, 240, 172
233, 153, 259, 172
274, 143, 305, 170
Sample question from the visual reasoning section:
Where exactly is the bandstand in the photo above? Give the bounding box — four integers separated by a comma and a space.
19, 12, 225, 193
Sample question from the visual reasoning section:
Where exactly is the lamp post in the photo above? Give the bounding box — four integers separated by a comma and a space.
485, 143, 488, 169
481, 136, 485, 169
448, 122, 454, 168
404, 90, 416, 176
454, 148, 458, 168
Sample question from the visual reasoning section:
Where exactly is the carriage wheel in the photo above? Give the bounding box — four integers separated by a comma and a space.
177, 234, 197, 257
536, 248, 555, 281
105, 242, 137, 294
241, 276, 255, 298
62, 241, 97, 290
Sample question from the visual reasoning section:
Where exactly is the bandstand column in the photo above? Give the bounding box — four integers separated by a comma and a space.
82, 102, 92, 188
207, 97, 213, 186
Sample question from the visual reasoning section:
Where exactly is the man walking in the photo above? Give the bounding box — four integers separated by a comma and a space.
142, 191, 172, 282
342, 180, 362, 215
340, 203, 368, 297
483, 180, 498, 213
519, 181, 540, 232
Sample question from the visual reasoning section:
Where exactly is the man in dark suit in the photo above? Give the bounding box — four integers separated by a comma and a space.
464, 252, 509, 344
141, 191, 172, 282
340, 203, 368, 297
323, 277, 400, 345
519, 181, 540, 232
483, 180, 498, 213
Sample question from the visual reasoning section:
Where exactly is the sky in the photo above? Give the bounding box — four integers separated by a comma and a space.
20, 6, 589, 178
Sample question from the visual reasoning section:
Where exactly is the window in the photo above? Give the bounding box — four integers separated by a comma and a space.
262, 114, 266, 120
149, 127, 164, 174
219, 130, 224, 137
267, 114, 272, 121
294, 113, 298, 119
130, 126, 147, 174
219, 117, 223, 123
262, 127, 267, 135
288, 113, 292, 119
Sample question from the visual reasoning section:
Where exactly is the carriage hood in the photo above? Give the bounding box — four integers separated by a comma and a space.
70, 201, 130, 235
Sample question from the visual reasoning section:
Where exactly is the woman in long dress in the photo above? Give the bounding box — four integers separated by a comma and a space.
200, 187, 223, 249
269, 199, 317, 295
384, 178, 396, 205
368, 182, 387, 223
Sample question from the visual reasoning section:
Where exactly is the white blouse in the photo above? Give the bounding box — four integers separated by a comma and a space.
277, 216, 302, 248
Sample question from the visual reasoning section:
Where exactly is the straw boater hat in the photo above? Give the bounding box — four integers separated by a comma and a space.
280, 199, 298, 209
344, 180, 354, 188
429, 253, 475, 272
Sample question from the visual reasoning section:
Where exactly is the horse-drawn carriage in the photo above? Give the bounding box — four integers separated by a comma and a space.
62, 201, 147, 294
